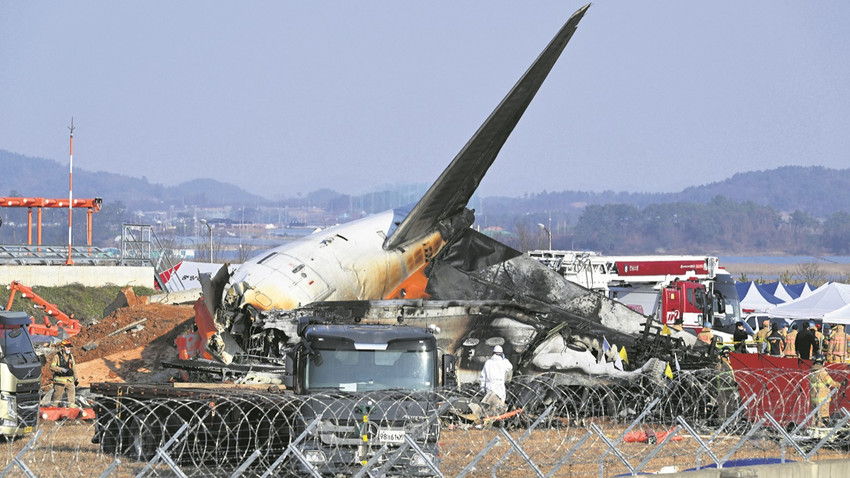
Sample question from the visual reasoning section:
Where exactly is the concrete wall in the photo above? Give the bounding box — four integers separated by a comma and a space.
680, 458, 850, 477
0, 265, 154, 288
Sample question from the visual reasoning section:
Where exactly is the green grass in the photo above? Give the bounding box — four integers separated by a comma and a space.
6, 284, 157, 325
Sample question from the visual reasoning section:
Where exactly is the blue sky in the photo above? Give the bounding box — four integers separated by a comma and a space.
1, 2, 848, 200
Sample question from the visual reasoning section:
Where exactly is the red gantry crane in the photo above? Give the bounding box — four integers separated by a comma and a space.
0, 196, 102, 248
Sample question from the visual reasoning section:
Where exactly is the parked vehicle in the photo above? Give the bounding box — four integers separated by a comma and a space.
0, 311, 42, 437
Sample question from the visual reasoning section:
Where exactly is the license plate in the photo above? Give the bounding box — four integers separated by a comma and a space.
378, 428, 405, 444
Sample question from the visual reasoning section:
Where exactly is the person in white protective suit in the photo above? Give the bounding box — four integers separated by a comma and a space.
479, 345, 514, 408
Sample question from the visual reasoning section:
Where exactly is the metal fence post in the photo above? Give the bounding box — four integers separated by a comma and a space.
676, 416, 722, 468
229, 449, 262, 478
260, 417, 319, 478
545, 431, 591, 478
371, 402, 450, 477
134, 422, 189, 478
456, 436, 502, 478
98, 458, 122, 478
0, 429, 41, 478
590, 422, 634, 477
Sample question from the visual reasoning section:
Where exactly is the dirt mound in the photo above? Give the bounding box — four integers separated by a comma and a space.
41, 303, 196, 386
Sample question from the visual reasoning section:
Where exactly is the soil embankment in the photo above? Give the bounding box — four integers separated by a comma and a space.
41, 303, 195, 387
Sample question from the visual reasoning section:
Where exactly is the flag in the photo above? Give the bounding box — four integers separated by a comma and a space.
613, 345, 624, 371
662, 324, 671, 336
619, 346, 629, 365
674, 352, 681, 372
665, 362, 674, 379
600, 336, 611, 364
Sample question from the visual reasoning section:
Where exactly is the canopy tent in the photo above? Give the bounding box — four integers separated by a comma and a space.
738, 281, 784, 313
767, 282, 850, 319
823, 303, 850, 325
786, 282, 817, 299
761, 282, 796, 302
735, 281, 750, 301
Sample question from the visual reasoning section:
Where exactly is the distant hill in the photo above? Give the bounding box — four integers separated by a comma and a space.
673, 166, 850, 217
3, 149, 849, 219
0, 150, 266, 209
485, 166, 850, 218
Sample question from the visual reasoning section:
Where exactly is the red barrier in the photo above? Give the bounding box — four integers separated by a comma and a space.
729, 353, 850, 427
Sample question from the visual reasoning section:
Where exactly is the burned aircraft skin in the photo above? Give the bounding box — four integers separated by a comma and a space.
205, 5, 591, 365
228, 298, 666, 388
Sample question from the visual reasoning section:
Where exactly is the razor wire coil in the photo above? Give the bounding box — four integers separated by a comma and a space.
3, 369, 850, 477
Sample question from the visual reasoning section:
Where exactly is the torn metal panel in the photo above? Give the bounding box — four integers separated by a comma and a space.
246, 299, 658, 387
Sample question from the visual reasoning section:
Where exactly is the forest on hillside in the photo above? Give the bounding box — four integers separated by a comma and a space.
479, 197, 848, 255
3, 149, 850, 255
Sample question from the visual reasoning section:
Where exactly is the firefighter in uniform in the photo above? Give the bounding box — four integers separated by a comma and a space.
754, 319, 771, 353
827, 324, 849, 364
766, 323, 785, 356
50, 340, 78, 407
815, 324, 825, 355
715, 348, 737, 420
784, 324, 798, 358
809, 355, 840, 427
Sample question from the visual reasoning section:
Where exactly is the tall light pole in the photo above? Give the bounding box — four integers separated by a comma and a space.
538, 223, 552, 250
200, 219, 213, 263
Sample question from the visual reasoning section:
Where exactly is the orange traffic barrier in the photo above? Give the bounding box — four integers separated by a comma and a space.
39, 406, 94, 421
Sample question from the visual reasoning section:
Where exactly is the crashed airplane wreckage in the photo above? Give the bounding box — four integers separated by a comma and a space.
176, 242, 708, 387
91, 5, 721, 472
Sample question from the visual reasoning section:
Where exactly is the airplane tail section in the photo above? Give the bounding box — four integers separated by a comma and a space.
384, 4, 590, 250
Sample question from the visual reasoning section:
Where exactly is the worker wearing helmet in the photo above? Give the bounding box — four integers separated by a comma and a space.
479, 344, 513, 406
766, 323, 785, 356
809, 355, 840, 427
827, 324, 849, 364
50, 340, 78, 408
754, 319, 771, 354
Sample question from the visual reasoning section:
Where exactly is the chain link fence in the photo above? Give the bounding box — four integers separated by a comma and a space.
2, 368, 850, 477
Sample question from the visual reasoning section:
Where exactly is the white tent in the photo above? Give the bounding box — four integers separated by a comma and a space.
739, 282, 784, 313
766, 282, 850, 319
761, 282, 795, 303
823, 303, 850, 325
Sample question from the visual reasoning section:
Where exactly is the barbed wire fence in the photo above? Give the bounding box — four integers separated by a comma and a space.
2, 368, 850, 477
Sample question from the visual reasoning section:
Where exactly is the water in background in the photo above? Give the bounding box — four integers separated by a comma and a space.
719, 256, 850, 282
720, 256, 850, 265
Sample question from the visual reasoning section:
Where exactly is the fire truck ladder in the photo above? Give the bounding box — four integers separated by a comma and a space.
120, 224, 184, 292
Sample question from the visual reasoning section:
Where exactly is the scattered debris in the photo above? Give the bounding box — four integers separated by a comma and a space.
41, 303, 194, 386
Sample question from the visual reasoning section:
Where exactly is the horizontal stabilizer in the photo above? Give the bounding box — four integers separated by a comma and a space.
384, 4, 590, 250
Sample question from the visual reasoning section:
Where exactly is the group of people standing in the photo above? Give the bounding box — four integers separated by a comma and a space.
726, 319, 850, 363
719, 319, 848, 428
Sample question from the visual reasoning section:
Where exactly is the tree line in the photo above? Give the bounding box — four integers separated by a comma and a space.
485, 196, 850, 256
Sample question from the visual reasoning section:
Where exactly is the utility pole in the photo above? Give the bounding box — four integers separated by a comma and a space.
65, 118, 75, 265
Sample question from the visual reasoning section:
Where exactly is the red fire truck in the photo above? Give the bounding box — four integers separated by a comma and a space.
528, 251, 742, 330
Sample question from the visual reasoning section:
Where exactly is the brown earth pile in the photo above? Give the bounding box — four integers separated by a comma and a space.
40, 303, 196, 387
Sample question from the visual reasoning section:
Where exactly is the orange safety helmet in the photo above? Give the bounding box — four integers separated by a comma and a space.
59, 339, 73, 348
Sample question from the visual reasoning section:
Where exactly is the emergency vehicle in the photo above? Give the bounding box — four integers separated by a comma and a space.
528, 250, 742, 330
